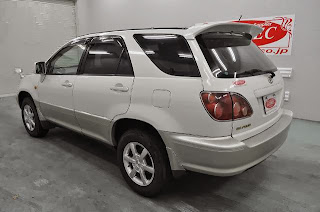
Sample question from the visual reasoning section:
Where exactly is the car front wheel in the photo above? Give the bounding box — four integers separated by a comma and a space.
21, 97, 48, 137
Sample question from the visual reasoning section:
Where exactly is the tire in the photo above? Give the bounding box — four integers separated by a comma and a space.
117, 128, 171, 197
21, 97, 49, 138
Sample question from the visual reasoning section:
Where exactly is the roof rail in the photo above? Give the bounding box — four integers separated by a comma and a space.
79, 27, 188, 37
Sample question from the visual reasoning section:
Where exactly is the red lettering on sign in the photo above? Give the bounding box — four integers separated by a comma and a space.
237, 20, 287, 46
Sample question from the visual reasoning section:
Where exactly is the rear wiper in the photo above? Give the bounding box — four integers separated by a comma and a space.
237, 69, 275, 78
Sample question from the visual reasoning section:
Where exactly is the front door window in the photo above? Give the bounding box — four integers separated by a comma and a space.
47, 44, 85, 75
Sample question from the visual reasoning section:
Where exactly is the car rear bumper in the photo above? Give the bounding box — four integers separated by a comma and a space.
160, 109, 293, 176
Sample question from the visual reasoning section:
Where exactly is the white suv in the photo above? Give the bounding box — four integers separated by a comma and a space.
16, 22, 293, 196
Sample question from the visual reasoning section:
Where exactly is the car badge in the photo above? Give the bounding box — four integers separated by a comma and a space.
268, 76, 273, 84
233, 80, 246, 86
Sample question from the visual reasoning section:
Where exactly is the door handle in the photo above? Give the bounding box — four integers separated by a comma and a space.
61, 81, 73, 88
110, 84, 129, 92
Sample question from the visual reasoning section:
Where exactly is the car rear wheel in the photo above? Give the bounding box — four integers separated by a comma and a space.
117, 129, 171, 197
21, 97, 48, 137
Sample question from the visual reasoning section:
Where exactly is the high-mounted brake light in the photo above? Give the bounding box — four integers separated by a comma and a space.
201, 92, 253, 121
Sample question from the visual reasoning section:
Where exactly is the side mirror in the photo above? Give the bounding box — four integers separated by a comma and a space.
35, 62, 46, 74
14, 68, 24, 79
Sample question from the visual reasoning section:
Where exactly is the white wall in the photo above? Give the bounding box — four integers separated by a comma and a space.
75, 0, 320, 121
0, 0, 76, 96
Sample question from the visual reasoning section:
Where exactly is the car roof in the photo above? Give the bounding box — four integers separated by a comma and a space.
73, 27, 188, 41
71, 21, 262, 42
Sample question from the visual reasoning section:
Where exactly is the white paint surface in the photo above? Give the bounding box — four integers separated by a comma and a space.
75, 0, 320, 121
0, 0, 76, 95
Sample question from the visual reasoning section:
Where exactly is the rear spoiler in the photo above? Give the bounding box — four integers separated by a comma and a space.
184, 22, 263, 40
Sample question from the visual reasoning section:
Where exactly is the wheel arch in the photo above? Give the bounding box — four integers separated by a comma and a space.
112, 117, 175, 176
18, 91, 34, 108
111, 118, 163, 148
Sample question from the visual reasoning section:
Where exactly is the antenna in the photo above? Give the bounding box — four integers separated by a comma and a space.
238, 15, 242, 22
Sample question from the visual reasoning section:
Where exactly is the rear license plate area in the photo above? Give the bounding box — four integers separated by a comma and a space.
263, 93, 278, 115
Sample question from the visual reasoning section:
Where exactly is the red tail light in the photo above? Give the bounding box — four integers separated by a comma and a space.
231, 94, 253, 119
201, 92, 233, 120
201, 92, 253, 121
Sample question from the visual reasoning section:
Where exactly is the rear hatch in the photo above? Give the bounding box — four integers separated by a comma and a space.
196, 31, 284, 141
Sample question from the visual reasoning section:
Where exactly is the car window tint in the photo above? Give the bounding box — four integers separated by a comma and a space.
134, 34, 200, 77
50, 44, 85, 75
116, 39, 134, 76
196, 32, 277, 78
83, 39, 123, 75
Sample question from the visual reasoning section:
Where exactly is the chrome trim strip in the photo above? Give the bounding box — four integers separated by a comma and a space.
0, 93, 15, 98
39, 102, 111, 126
74, 110, 111, 122
40, 101, 74, 112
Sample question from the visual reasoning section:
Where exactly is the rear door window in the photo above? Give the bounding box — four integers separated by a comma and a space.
82, 37, 133, 76
134, 34, 200, 77
196, 32, 277, 78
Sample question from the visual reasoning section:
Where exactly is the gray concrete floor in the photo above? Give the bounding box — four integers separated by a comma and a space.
0, 97, 319, 212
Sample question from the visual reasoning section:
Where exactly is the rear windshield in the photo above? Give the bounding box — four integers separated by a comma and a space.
134, 34, 200, 77
196, 32, 277, 78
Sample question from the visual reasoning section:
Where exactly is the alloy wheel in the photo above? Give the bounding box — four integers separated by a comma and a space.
23, 105, 36, 132
123, 142, 155, 186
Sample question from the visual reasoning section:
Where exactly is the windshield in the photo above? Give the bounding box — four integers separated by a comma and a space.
196, 32, 277, 78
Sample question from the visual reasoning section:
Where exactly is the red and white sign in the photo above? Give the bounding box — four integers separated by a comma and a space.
265, 98, 276, 109
237, 15, 295, 55
263, 93, 278, 114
